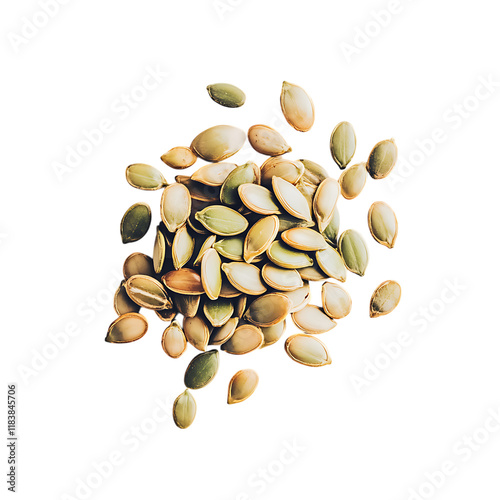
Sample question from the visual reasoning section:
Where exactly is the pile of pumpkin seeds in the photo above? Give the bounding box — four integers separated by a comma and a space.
107, 82, 402, 429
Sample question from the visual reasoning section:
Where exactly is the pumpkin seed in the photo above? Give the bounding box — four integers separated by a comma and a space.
125, 275, 172, 310
162, 268, 205, 295
366, 138, 398, 179
191, 125, 245, 162
244, 215, 279, 263
261, 320, 286, 347
220, 278, 242, 298
266, 240, 313, 269
321, 282, 352, 319
214, 236, 244, 261
171, 293, 200, 318
284, 334, 332, 367
295, 178, 316, 208
280, 284, 310, 312
172, 389, 196, 429
123, 252, 155, 280
243, 293, 292, 327
280, 81, 314, 132
114, 280, 140, 315
125, 163, 167, 190
330, 121, 356, 169
161, 146, 197, 169
339, 162, 367, 200
248, 124, 291, 156
313, 177, 339, 233
300, 159, 328, 186
203, 298, 234, 327
201, 248, 222, 300
368, 201, 398, 248
278, 213, 315, 232
156, 308, 177, 322
177, 177, 221, 203
192, 234, 217, 266
209, 317, 239, 345
298, 263, 328, 282
291, 305, 337, 334
233, 295, 247, 318
261, 263, 303, 291
260, 157, 304, 187
315, 245, 346, 282
195, 205, 248, 236
184, 349, 219, 389
220, 161, 260, 205
228, 369, 259, 404
161, 183, 191, 233
370, 280, 401, 318
221, 262, 267, 295
172, 224, 195, 270
120, 203, 151, 243
321, 206, 340, 246
272, 176, 312, 222
221, 324, 263, 354
338, 229, 369, 277
281, 228, 327, 251
207, 83, 246, 108
238, 183, 281, 215
153, 227, 167, 274
191, 162, 237, 186
183, 315, 210, 351
105, 313, 148, 343
161, 320, 187, 358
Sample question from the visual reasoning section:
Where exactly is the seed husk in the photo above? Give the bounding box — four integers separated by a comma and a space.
338, 229, 369, 277
172, 224, 195, 270
125, 163, 167, 190
284, 334, 332, 367
228, 369, 259, 404
191, 162, 237, 186
339, 162, 368, 200
313, 177, 339, 233
272, 176, 312, 222
184, 349, 219, 389
153, 227, 167, 274
161, 146, 197, 169
243, 293, 292, 327
368, 201, 398, 248
183, 315, 210, 351
266, 240, 313, 269
161, 320, 187, 358
244, 215, 279, 263
221, 262, 267, 295
330, 121, 356, 169
298, 263, 328, 282
203, 298, 234, 327
177, 177, 221, 203
238, 183, 282, 215
171, 293, 200, 318
209, 317, 239, 346
370, 280, 401, 318
315, 244, 346, 282
162, 268, 205, 295
321, 206, 340, 246
300, 159, 328, 186
123, 252, 155, 280
281, 228, 328, 251
195, 205, 248, 236
248, 124, 291, 156
193, 234, 217, 266
233, 295, 247, 318
173, 389, 197, 429
120, 203, 152, 244
125, 275, 172, 310
114, 280, 141, 315
291, 305, 337, 334
207, 83, 246, 108
156, 308, 177, 322
261, 263, 303, 291
161, 183, 191, 233
105, 313, 148, 343
280, 284, 310, 312
214, 236, 244, 261
221, 324, 264, 354
201, 248, 222, 300
321, 282, 352, 319
366, 138, 398, 179
280, 81, 314, 132
220, 161, 260, 205
278, 213, 315, 232
295, 178, 316, 209
260, 158, 304, 187
190, 125, 246, 162
261, 320, 286, 347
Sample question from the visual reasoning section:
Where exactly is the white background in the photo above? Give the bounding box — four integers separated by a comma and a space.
2, 1, 500, 499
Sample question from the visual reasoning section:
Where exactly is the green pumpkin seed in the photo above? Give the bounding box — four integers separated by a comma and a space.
370, 280, 401, 318
228, 369, 259, 404
298, 263, 328, 282
272, 176, 312, 222
313, 177, 339, 233
120, 203, 151, 244
172, 224, 195, 270
315, 244, 346, 282
125, 275, 172, 310
161, 320, 187, 358
221, 262, 267, 295
368, 201, 398, 248
201, 248, 222, 300
191, 162, 237, 186
266, 240, 313, 269
105, 313, 148, 343
193, 234, 217, 266
244, 215, 279, 263
191, 125, 246, 162
221, 324, 264, 354
238, 183, 282, 215
207, 83, 246, 108
291, 305, 337, 334
183, 315, 210, 351
278, 213, 315, 232
366, 138, 398, 179
203, 298, 234, 327
114, 280, 140, 315
280, 81, 315, 132
153, 227, 167, 274
338, 229, 369, 277
214, 236, 244, 261
284, 334, 332, 367
261, 263, 303, 291
330, 121, 356, 169
280, 284, 310, 313
162, 269, 205, 295
321, 282, 352, 319
195, 205, 248, 236
281, 228, 327, 251
173, 389, 197, 429
260, 157, 304, 187
243, 293, 292, 327
161, 183, 191, 233
339, 162, 367, 200
300, 159, 328, 186
123, 252, 155, 280
321, 206, 340, 246
220, 161, 260, 205
161, 146, 197, 169
125, 163, 167, 190
261, 320, 286, 347
248, 124, 291, 156
171, 293, 200, 318
209, 317, 239, 346
184, 349, 219, 389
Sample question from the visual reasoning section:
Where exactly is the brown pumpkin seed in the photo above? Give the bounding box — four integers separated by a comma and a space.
260, 157, 304, 187
298, 263, 328, 282
280, 284, 310, 313
161, 320, 187, 358
228, 369, 259, 404
125, 275, 172, 310
183, 314, 210, 351
161, 146, 197, 169
105, 313, 148, 343
171, 293, 200, 318
221, 324, 264, 354
219, 278, 242, 298
209, 317, 239, 345
248, 124, 291, 156
155, 308, 177, 322
114, 280, 140, 315
260, 320, 286, 347
162, 269, 205, 295
123, 252, 155, 280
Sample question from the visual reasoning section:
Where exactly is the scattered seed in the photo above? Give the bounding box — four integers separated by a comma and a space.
244, 215, 279, 263
195, 205, 248, 236
330, 121, 356, 169
203, 298, 234, 327
125, 275, 172, 310
171, 293, 200, 318
280, 285, 310, 313
267, 240, 313, 269
214, 236, 244, 261
238, 183, 282, 215
114, 280, 141, 315
221, 262, 267, 295
162, 268, 205, 295
126, 163, 167, 190
298, 263, 328, 282
161, 146, 197, 169
366, 138, 398, 179
285, 334, 332, 367
370, 280, 401, 318
201, 248, 222, 300
228, 369, 259, 404
123, 252, 155, 280
243, 293, 292, 327
280, 81, 315, 132
172, 224, 195, 270
260, 157, 304, 187
183, 314, 210, 351
313, 177, 339, 233
368, 201, 398, 248
191, 125, 246, 162
120, 203, 151, 244
321, 282, 352, 319
261, 263, 303, 291
161, 183, 191, 233
339, 162, 368, 200
338, 229, 369, 277
161, 320, 187, 358
261, 320, 286, 347
315, 245, 346, 282
291, 305, 337, 334
173, 389, 197, 429
192, 234, 217, 267
191, 162, 237, 186
220, 161, 260, 205
321, 206, 340, 246
105, 313, 148, 343
221, 324, 264, 354
207, 83, 246, 108
272, 176, 312, 222
209, 317, 239, 346
281, 227, 328, 251
184, 349, 219, 389
248, 124, 291, 156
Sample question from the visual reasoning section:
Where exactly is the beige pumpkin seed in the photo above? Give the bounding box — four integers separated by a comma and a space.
330, 121, 356, 169
367, 138, 398, 179
161, 320, 187, 358
162, 269, 205, 295
295, 178, 316, 209
284, 334, 332, 367
153, 227, 167, 274
161, 146, 197, 169
123, 252, 155, 280
272, 176, 312, 222
298, 263, 328, 282
321, 206, 340, 246
370, 280, 401, 318
368, 201, 398, 248
120, 203, 152, 244
280, 81, 315, 132
243, 293, 292, 327
300, 159, 328, 186
228, 369, 259, 404
184, 349, 220, 389
203, 298, 234, 327
221, 262, 267, 295
266, 240, 313, 269
291, 305, 337, 334
183, 315, 210, 351
125, 275, 172, 310
315, 244, 346, 282
321, 282, 352, 319
191, 162, 237, 186
172, 224, 195, 270
281, 228, 327, 251
261, 320, 286, 347
195, 205, 248, 236
125, 163, 167, 190
105, 313, 148, 343
260, 157, 304, 187
201, 248, 222, 300
338, 229, 369, 277
244, 215, 279, 263
220, 161, 260, 205
161, 183, 191, 233
114, 280, 140, 315
220, 278, 242, 298
171, 293, 200, 318
238, 183, 281, 215
248, 124, 291, 156
339, 162, 368, 200
221, 324, 264, 354
173, 389, 197, 429
209, 317, 239, 345
207, 83, 246, 108
193, 234, 217, 266
313, 177, 340, 232
261, 263, 303, 291
214, 236, 244, 261
190, 125, 245, 162
280, 284, 310, 313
